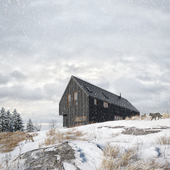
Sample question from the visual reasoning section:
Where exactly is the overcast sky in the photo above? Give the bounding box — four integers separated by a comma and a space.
0, 0, 170, 125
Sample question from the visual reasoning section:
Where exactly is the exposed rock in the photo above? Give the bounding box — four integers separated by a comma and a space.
97, 126, 125, 129
122, 127, 161, 135
17, 142, 78, 170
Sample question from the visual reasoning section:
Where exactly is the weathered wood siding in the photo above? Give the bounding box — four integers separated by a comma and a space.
89, 96, 139, 122
59, 78, 89, 127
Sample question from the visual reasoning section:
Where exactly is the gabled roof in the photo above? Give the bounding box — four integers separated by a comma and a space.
72, 76, 139, 113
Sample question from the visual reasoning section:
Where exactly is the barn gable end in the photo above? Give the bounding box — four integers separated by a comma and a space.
59, 76, 89, 127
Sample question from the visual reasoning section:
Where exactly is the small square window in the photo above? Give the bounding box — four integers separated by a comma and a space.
103, 102, 108, 108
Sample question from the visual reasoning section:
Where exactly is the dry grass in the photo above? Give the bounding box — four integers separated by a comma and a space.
40, 128, 86, 147
125, 116, 130, 120
130, 116, 141, 120
156, 135, 170, 145
162, 113, 170, 119
0, 131, 27, 153
99, 144, 138, 170
0, 131, 38, 153
46, 128, 56, 137
126, 115, 152, 121
125, 116, 140, 120
111, 132, 120, 138
99, 143, 166, 170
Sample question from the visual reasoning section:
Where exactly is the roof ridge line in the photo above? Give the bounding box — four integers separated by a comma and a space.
72, 76, 122, 99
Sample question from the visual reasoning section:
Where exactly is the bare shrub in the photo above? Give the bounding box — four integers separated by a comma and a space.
2, 153, 11, 170
33, 123, 42, 131
48, 119, 58, 129
156, 135, 170, 145
162, 113, 170, 119
46, 128, 56, 137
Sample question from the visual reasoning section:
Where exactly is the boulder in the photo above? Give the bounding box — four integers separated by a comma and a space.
17, 142, 78, 170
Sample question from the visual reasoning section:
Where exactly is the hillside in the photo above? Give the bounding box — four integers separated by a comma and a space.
0, 118, 170, 170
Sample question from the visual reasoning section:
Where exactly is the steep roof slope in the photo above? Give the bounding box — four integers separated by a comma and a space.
72, 76, 139, 113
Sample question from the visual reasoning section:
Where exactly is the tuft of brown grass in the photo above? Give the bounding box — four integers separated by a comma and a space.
130, 115, 140, 120
162, 113, 170, 119
99, 144, 138, 170
0, 131, 27, 153
156, 135, 170, 145
99, 143, 165, 170
46, 128, 56, 137
125, 117, 129, 120
40, 128, 86, 147
32, 132, 38, 137
125, 116, 140, 120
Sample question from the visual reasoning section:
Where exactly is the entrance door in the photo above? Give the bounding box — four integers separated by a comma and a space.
63, 115, 68, 127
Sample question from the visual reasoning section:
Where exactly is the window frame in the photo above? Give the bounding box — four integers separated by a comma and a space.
67, 94, 71, 107
74, 116, 86, 122
114, 116, 122, 120
73, 92, 78, 106
94, 98, 97, 105
103, 101, 108, 108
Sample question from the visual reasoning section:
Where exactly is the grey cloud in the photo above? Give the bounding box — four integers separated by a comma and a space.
0, 85, 44, 100
113, 77, 170, 113
1, 0, 170, 123
10, 70, 27, 80
0, 74, 9, 85
43, 83, 61, 100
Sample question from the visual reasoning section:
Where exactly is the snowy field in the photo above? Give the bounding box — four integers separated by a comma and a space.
0, 118, 170, 169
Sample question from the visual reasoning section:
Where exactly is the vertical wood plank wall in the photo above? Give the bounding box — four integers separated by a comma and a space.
59, 78, 89, 127
89, 96, 139, 123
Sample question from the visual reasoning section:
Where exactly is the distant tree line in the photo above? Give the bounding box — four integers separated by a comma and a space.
0, 107, 42, 133
0, 107, 24, 133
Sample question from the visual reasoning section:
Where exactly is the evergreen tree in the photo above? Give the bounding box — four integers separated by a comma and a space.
26, 119, 35, 132
12, 109, 19, 132
0, 108, 3, 133
0, 107, 7, 132
15, 113, 24, 131
4, 110, 11, 132
0, 108, 24, 133
7, 110, 14, 132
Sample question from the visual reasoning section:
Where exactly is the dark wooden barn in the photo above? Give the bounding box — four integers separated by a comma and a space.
59, 76, 140, 127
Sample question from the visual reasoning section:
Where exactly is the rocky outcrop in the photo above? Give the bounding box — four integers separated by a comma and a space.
122, 127, 161, 135
17, 142, 79, 170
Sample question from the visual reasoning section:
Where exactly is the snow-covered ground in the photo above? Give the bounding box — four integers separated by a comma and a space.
0, 118, 170, 169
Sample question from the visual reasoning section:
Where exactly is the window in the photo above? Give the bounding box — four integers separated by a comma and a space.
114, 116, 122, 120
67, 94, 71, 107
94, 98, 97, 105
74, 116, 86, 122
73, 92, 78, 106
103, 102, 108, 108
